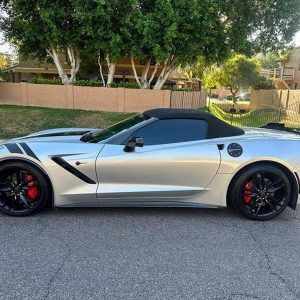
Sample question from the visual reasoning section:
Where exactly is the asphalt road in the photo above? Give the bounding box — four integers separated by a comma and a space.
0, 207, 300, 300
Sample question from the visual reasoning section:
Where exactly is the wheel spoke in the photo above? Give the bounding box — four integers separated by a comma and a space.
19, 194, 30, 208
267, 179, 283, 189
254, 203, 263, 216
249, 198, 261, 210
241, 193, 258, 199
268, 184, 285, 193
265, 199, 278, 212
0, 183, 12, 193
256, 173, 266, 189
271, 197, 284, 208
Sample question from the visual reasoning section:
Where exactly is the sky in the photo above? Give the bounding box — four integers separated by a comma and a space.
1, 31, 300, 55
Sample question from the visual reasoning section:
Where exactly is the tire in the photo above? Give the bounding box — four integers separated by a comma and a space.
0, 162, 50, 216
229, 164, 291, 221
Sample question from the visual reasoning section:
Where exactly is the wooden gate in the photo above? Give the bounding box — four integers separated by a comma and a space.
170, 90, 207, 109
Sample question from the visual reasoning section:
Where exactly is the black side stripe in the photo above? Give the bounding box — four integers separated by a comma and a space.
51, 156, 96, 184
4, 143, 23, 154
19, 143, 40, 161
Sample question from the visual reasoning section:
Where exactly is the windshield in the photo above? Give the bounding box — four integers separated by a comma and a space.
81, 114, 149, 143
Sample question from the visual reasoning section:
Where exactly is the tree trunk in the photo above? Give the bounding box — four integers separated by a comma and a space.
140, 57, 151, 89
131, 55, 141, 88
230, 87, 238, 104
131, 55, 159, 89
153, 56, 176, 90
67, 47, 80, 84
46, 47, 80, 85
148, 62, 159, 88
106, 55, 116, 87
98, 51, 106, 87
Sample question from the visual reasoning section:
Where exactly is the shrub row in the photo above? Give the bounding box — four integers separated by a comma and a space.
27, 78, 141, 89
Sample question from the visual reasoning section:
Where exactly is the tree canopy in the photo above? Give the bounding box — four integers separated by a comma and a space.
216, 55, 261, 102
0, 53, 10, 69
0, 0, 87, 84
1, 0, 300, 87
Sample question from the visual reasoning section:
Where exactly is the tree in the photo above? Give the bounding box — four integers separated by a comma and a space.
130, 0, 300, 89
256, 52, 280, 69
0, 0, 86, 85
218, 55, 261, 103
78, 0, 139, 87
219, 0, 300, 54
2, 0, 300, 88
0, 53, 10, 69
203, 65, 223, 90
130, 0, 230, 89
179, 56, 207, 82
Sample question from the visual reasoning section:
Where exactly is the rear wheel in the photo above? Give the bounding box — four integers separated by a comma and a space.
230, 165, 291, 220
0, 162, 50, 216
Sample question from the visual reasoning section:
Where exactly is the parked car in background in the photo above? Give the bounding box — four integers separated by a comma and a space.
237, 93, 251, 101
225, 93, 251, 102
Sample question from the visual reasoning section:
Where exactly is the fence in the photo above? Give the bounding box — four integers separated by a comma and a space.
250, 89, 300, 110
0, 82, 171, 112
208, 99, 300, 129
170, 90, 207, 109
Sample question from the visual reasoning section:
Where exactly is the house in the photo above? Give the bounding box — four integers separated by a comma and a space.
7, 54, 195, 89
7, 53, 71, 82
261, 47, 300, 89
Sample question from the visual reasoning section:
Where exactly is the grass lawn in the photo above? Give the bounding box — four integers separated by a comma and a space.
0, 105, 134, 139
1, 104, 299, 139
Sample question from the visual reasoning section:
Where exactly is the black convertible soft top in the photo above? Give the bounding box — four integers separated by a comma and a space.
143, 108, 244, 139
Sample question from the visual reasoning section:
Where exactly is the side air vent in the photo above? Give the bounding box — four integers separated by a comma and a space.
51, 156, 96, 184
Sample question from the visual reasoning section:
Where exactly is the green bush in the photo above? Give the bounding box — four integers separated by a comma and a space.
27, 78, 63, 85
174, 88, 193, 92
0, 70, 9, 82
27, 78, 141, 88
74, 79, 103, 87
253, 76, 275, 90
110, 82, 140, 89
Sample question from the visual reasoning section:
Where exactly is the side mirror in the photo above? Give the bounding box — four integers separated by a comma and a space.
123, 137, 144, 152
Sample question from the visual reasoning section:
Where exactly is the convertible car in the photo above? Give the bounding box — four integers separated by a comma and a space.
0, 108, 299, 220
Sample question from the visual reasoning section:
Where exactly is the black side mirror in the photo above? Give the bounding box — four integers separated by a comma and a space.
123, 137, 144, 152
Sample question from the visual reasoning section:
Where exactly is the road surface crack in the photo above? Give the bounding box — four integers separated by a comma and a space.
249, 225, 299, 299
228, 293, 259, 299
42, 244, 72, 300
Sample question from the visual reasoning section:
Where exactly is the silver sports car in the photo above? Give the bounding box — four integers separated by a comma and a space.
0, 108, 299, 220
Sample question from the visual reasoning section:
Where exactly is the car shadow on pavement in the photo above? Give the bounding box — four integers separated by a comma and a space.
32, 205, 298, 223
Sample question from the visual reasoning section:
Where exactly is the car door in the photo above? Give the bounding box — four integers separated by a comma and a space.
96, 119, 221, 201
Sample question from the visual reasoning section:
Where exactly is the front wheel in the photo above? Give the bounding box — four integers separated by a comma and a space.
229, 165, 291, 221
0, 162, 50, 216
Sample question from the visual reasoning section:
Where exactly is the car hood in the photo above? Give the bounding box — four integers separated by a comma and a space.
0, 128, 101, 144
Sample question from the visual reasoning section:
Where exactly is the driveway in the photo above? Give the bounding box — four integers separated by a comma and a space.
0, 207, 300, 300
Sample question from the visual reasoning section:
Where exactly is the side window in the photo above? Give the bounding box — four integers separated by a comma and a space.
127, 119, 208, 146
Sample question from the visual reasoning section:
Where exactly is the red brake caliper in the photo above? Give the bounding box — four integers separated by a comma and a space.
26, 175, 38, 201
243, 182, 253, 204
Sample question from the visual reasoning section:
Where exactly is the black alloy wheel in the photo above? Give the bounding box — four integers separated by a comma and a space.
230, 165, 291, 220
0, 162, 50, 216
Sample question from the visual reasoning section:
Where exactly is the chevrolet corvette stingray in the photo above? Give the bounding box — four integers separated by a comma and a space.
0, 108, 299, 220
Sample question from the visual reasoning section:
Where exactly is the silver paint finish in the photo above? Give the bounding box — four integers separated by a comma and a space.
96, 140, 221, 202
0, 126, 299, 209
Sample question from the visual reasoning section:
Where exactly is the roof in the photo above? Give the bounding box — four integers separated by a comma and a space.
143, 108, 244, 138
144, 108, 215, 120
